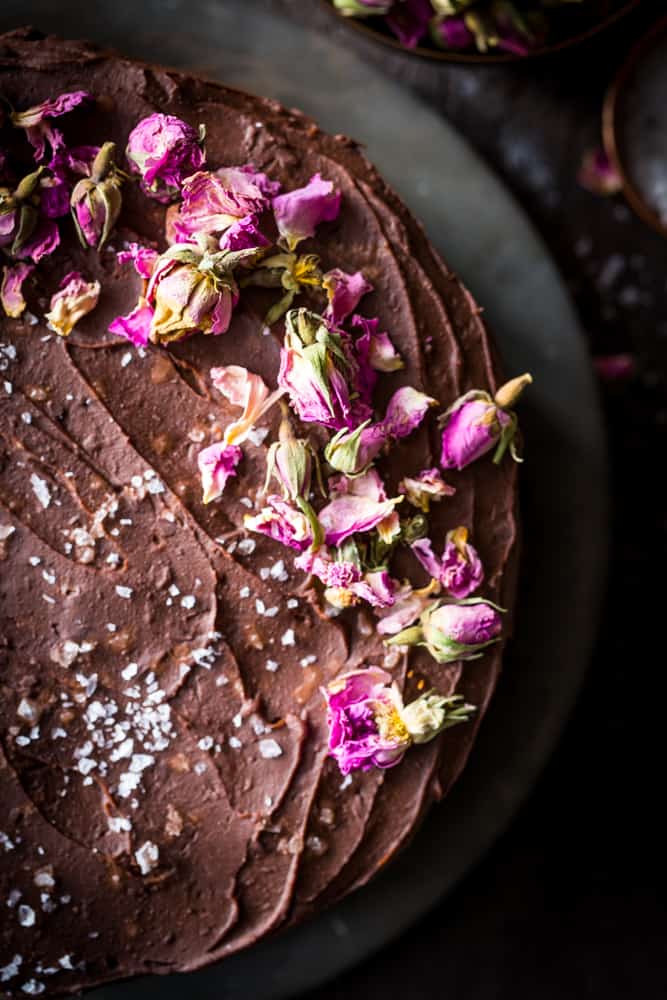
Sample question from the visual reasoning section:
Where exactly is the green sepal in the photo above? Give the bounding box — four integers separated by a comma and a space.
296, 495, 324, 551
386, 625, 424, 648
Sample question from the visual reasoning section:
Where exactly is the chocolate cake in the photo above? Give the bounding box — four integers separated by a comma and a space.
0, 28, 522, 996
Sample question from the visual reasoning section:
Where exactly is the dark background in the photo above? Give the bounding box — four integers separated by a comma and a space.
292, 1, 666, 997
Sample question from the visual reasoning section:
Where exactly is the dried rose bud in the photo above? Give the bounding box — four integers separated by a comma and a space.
273, 173, 341, 251
70, 142, 124, 250
323, 666, 474, 776
0, 166, 61, 263
265, 412, 314, 502
1, 262, 34, 318
388, 598, 503, 664
45, 271, 101, 337
0, 167, 45, 257
146, 243, 260, 344
125, 113, 205, 203
278, 308, 357, 429
325, 386, 436, 476
412, 525, 484, 599
401, 692, 475, 744
324, 420, 386, 477
168, 165, 279, 243
440, 373, 532, 470
324, 667, 411, 775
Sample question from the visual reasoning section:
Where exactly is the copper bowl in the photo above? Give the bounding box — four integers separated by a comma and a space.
603, 15, 667, 237
321, 0, 641, 64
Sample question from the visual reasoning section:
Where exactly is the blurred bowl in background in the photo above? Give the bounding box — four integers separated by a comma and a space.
604, 16, 667, 237
321, 0, 640, 65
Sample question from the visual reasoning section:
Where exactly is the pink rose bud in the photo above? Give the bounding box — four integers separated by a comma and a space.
272, 173, 341, 251
168, 165, 279, 243
324, 419, 387, 476
323, 668, 411, 776
197, 441, 243, 504
412, 525, 484, 599
264, 412, 314, 502
323, 666, 474, 775
440, 373, 532, 470
11, 90, 91, 161
0, 167, 45, 257
244, 495, 314, 552
322, 268, 372, 326
146, 243, 260, 344
388, 598, 503, 664
45, 270, 100, 337
324, 385, 436, 476
70, 142, 123, 250
125, 113, 205, 203
399, 467, 455, 512
278, 308, 356, 429
1, 262, 34, 318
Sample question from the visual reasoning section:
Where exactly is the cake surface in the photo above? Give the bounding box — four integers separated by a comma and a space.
0, 28, 519, 996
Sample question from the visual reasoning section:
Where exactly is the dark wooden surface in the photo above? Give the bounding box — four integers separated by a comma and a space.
280, 2, 666, 997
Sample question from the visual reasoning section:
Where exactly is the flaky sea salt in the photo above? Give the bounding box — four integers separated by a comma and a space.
30, 474, 51, 509
17, 905, 35, 927
134, 841, 159, 875
258, 739, 283, 759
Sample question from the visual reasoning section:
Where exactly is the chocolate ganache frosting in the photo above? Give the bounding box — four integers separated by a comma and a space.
0, 28, 520, 996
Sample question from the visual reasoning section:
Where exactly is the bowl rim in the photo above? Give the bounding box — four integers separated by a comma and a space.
603, 14, 667, 238
320, 0, 642, 65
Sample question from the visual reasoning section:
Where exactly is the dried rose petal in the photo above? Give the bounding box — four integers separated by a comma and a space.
45, 271, 100, 337
197, 441, 243, 503
273, 173, 341, 251
323, 269, 372, 326
11, 90, 91, 161
1, 262, 34, 318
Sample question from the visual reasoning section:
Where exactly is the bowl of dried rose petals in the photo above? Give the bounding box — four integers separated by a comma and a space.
324, 0, 640, 63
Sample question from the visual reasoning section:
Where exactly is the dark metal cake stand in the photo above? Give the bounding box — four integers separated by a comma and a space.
0, 1, 609, 996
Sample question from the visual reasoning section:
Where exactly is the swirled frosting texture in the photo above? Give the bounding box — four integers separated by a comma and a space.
0, 29, 518, 995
